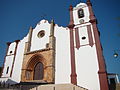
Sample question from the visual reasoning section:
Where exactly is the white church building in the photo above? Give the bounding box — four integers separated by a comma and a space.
0, 0, 109, 90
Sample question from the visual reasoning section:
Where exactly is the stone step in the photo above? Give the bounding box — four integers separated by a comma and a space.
30, 84, 88, 90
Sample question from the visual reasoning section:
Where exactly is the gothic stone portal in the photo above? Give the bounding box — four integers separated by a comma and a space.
21, 52, 55, 83
25, 55, 45, 81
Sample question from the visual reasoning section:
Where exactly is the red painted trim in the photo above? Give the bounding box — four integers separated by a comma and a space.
1, 42, 11, 77
75, 28, 80, 49
87, 0, 96, 21
68, 5, 77, 85
92, 22, 109, 90
10, 40, 20, 77
69, 5, 74, 26
87, 1, 109, 90
87, 25, 94, 47
69, 28, 77, 85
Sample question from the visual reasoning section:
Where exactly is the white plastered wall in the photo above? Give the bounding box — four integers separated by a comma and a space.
30, 20, 50, 51
75, 46, 100, 90
7, 42, 16, 55
55, 26, 71, 84
11, 36, 28, 82
2, 56, 14, 77
2, 42, 16, 77
73, 3, 100, 90
0, 33, 28, 84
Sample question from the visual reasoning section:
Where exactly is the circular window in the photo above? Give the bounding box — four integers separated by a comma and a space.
82, 36, 86, 40
79, 19, 84, 24
10, 51, 12, 54
37, 30, 45, 38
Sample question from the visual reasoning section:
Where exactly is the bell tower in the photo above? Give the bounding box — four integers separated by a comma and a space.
68, 0, 109, 90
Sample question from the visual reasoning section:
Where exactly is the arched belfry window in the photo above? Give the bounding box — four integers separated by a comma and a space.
78, 9, 84, 18
33, 62, 44, 80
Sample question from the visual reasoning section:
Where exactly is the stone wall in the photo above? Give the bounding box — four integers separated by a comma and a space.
21, 48, 55, 83
116, 83, 120, 90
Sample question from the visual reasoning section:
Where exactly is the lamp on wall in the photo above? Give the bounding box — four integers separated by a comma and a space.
113, 50, 120, 58
113, 53, 118, 58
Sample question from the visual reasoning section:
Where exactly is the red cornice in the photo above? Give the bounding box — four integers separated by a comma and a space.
6, 42, 11, 46
86, 0, 92, 6
69, 5, 73, 11
15, 40, 20, 43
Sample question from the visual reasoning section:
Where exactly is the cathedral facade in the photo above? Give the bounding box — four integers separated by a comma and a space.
0, 0, 109, 90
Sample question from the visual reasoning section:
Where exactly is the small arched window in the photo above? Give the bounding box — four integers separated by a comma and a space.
78, 9, 84, 18
6, 67, 9, 74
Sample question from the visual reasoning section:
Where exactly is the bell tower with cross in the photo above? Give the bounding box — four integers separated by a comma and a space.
68, 0, 109, 90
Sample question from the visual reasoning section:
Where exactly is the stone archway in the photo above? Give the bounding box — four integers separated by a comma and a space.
25, 54, 45, 81
21, 51, 55, 83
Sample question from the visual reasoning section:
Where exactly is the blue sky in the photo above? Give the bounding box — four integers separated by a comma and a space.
0, 0, 120, 79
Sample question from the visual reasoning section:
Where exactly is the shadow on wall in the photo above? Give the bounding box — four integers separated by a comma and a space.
109, 83, 120, 90
109, 84, 116, 90
0, 67, 3, 77
0, 79, 17, 89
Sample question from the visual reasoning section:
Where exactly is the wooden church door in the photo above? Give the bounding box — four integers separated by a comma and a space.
33, 62, 43, 80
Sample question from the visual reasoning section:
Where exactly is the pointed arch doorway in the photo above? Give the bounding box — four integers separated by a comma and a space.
33, 62, 44, 80
25, 54, 45, 81
22, 53, 55, 83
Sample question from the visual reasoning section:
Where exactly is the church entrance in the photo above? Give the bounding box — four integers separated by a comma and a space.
33, 62, 44, 80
